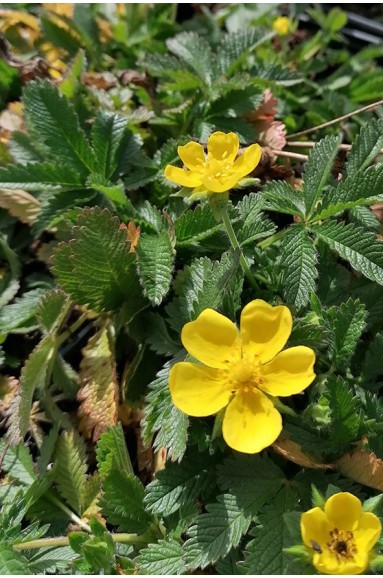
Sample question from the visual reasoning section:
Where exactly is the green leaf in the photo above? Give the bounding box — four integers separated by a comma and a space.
52, 207, 147, 312
137, 230, 175, 306
349, 205, 380, 232
36, 289, 70, 334
242, 487, 299, 575
144, 450, 216, 517
312, 165, 383, 221
91, 112, 131, 180
0, 544, 31, 574
0, 441, 36, 485
96, 425, 133, 480
235, 193, 277, 246
142, 358, 189, 462
346, 118, 383, 176
324, 298, 367, 369
100, 464, 153, 533
0, 288, 46, 336
263, 181, 306, 218
324, 376, 360, 453
250, 63, 302, 86
59, 50, 86, 99
137, 539, 186, 575
303, 135, 341, 216
362, 332, 383, 386
167, 32, 213, 87
184, 494, 252, 570
0, 162, 82, 191
27, 546, 78, 574
280, 226, 318, 310
217, 454, 285, 516
174, 203, 223, 246
209, 86, 263, 118
54, 430, 88, 515
11, 335, 56, 440
23, 80, 96, 175
311, 220, 383, 285
216, 28, 270, 76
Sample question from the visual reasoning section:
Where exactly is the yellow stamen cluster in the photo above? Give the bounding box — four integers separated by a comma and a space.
327, 528, 358, 562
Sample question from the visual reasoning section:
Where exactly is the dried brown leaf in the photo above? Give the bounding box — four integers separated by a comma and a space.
336, 449, 383, 492
273, 431, 332, 470
78, 321, 118, 441
0, 189, 41, 224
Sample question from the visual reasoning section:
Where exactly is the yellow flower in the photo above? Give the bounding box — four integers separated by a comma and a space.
169, 299, 315, 453
164, 131, 261, 195
301, 492, 382, 575
272, 16, 291, 36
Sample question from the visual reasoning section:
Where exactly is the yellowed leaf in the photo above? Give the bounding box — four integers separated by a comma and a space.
78, 321, 118, 441
273, 431, 332, 470
0, 375, 18, 414
0, 189, 41, 224
336, 449, 383, 492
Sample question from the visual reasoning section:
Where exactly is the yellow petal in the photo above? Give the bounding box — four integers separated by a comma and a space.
222, 389, 282, 453
300, 507, 331, 549
164, 165, 203, 188
313, 550, 369, 575
231, 143, 262, 178
240, 299, 292, 363
181, 309, 240, 369
207, 131, 239, 163
261, 346, 316, 397
202, 172, 242, 193
177, 142, 205, 171
169, 362, 232, 417
324, 492, 362, 531
355, 512, 382, 550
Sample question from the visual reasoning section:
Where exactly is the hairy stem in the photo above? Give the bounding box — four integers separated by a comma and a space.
47, 494, 92, 533
257, 229, 288, 249
56, 312, 89, 347
221, 208, 260, 291
13, 532, 149, 551
271, 149, 308, 161
287, 99, 383, 139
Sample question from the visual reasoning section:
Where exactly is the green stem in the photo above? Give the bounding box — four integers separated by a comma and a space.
56, 313, 89, 347
13, 532, 150, 551
47, 494, 92, 533
257, 229, 288, 250
221, 208, 259, 291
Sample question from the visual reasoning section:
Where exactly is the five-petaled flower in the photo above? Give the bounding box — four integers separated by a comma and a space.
169, 299, 316, 453
272, 16, 291, 36
301, 492, 382, 575
164, 131, 261, 196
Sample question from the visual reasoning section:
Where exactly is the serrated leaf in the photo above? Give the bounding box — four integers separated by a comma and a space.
167, 32, 213, 86
137, 539, 186, 575
23, 80, 96, 175
0, 440, 36, 485
362, 332, 383, 386
312, 164, 383, 221
251, 63, 302, 86
0, 189, 40, 224
303, 134, 341, 216
27, 546, 78, 574
325, 376, 360, 453
78, 321, 118, 441
91, 111, 132, 180
242, 487, 299, 575
236, 193, 277, 246
346, 118, 383, 176
96, 424, 133, 479
174, 203, 223, 246
311, 220, 383, 285
0, 288, 46, 336
324, 298, 366, 368
52, 207, 147, 312
216, 28, 270, 76
11, 335, 55, 441
0, 544, 31, 574
55, 430, 88, 514
349, 205, 380, 232
263, 181, 306, 218
217, 454, 285, 516
184, 494, 251, 570
144, 449, 215, 517
36, 289, 70, 334
100, 464, 153, 533
280, 225, 318, 309
137, 230, 175, 306
0, 162, 82, 191
142, 358, 189, 462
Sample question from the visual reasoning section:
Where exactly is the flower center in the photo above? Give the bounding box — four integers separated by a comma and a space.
223, 354, 264, 394
204, 157, 232, 181
326, 528, 357, 562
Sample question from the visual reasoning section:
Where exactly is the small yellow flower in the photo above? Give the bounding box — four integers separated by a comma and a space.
301, 492, 382, 575
169, 300, 315, 453
164, 131, 261, 195
273, 16, 291, 36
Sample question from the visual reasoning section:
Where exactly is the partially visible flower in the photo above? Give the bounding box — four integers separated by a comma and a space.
301, 492, 382, 575
246, 89, 287, 151
169, 299, 315, 453
273, 16, 291, 36
164, 131, 261, 196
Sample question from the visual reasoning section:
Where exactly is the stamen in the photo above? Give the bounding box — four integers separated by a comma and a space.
326, 528, 357, 562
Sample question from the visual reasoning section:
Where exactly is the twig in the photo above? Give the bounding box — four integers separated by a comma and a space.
287, 99, 383, 139
271, 149, 308, 161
